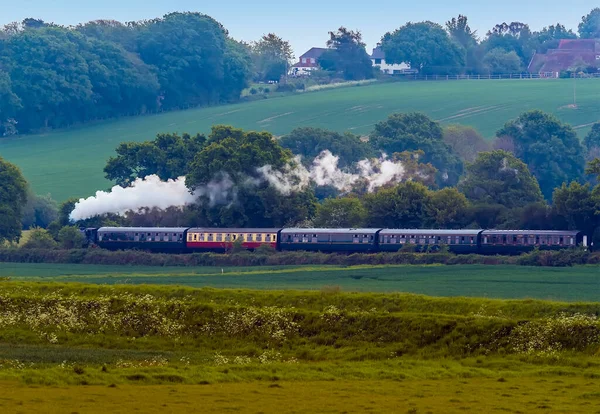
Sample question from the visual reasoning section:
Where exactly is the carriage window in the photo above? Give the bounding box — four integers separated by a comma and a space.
216, 234, 223, 242
570, 237, 574, 245
559, 237, 564, 245
447, 236, 452, 244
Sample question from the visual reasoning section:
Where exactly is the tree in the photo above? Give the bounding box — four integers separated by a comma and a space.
251, 33, 294, 82
0, 156, 28, 244
314, 197, 366, 227
531, 24, 577, 53
446, 15, 478, 49
426, 188, 470, 228
363, 181, 430, 228
186, 125, 317, 227
57, 226, 87, 249
583, 123, 600, 158
382, 22, 466, 75
318, 27, 373, 80
442, 125, 490, 163
21, 193, 58, 229
279, 128, 374, 167
136, 12, 251, 109
0, 70, 21, 136
578, 8, 600, 38
482, 48, 522, 74
552, 182, 598, 239
459, 150, 543, 208
370, 113, 463, 186
104, 132, 207, 186
483, 22, 533, 67
496, 110, 585, 199
446, 15, 482, 74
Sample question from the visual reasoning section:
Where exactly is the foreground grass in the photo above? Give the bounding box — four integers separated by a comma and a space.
2, 377, 600, 413
1, 282, 600, 411
1, 79, 598, 200
2, 262, 600, 301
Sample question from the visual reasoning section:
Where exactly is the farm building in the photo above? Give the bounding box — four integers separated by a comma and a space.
528, 39, 600, 76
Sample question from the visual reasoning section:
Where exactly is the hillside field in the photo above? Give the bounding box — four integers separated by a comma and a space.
3, 262, 600, 301
1, 79, 599, 201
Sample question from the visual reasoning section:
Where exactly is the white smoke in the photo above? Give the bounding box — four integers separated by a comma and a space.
258, 150, 405, 194
70, 151, 408, 221
69, 174, 235, 222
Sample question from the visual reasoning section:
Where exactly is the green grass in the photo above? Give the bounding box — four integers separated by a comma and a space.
2, 262, 600, 301
1, 79, 599, 200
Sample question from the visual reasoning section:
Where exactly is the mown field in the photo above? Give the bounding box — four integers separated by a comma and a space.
0, 282, 600, 412
2, 262, 600, 301
1, 79, 599, 201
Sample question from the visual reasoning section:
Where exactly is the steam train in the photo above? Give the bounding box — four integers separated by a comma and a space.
83, 227, 587, 255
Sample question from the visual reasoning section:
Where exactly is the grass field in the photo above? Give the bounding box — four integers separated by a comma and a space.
2, 262, 600, 301
1, 281, 599, 412
1, 79, 599, 200
3, 377, 600, 413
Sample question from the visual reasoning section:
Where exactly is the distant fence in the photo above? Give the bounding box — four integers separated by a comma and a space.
392, 73, 600, 81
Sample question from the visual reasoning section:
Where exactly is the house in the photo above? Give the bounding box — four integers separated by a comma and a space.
370, 46, 414, 74
528, 39, 600, 76
290, 47, 328, 76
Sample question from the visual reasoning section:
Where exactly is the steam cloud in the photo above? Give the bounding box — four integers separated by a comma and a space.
70, 151, 409, 221
69, 174, 235, 222
258, 150, 406, 194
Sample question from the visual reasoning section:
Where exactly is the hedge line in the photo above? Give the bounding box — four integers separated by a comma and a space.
0, 247, 594, 267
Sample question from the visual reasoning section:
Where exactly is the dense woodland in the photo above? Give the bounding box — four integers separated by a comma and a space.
0, 9, 600, 136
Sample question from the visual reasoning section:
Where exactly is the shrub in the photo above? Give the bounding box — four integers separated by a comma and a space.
249, 88, 258, 95
57, 226, 87, 249
21, 227, 57, 249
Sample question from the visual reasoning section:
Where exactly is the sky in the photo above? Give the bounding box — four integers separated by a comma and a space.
0, 0, 597, 58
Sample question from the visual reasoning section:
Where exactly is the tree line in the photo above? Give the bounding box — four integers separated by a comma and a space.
380, 9, 600, 76
0, 13, 302, 136
4, 108, 600, 248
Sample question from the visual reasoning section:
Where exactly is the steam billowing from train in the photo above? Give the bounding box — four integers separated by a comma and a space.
69, 151, 409, 221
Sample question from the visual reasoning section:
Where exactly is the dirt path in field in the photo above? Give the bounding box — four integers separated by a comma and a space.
1, 377, 599, 413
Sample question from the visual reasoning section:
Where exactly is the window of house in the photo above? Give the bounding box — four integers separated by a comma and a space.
310, 58, 315, 64
302, 58, 307, 63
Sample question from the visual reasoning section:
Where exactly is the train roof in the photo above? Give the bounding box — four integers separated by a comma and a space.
188, 228, 282, 233
281, 228, 381, 234
98, 227, 188, 233
380, 229, 482, 235
481, 229, 581, 235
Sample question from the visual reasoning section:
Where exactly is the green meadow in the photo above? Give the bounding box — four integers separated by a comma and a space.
2, 262, 600, 301
1, 79, 599, 201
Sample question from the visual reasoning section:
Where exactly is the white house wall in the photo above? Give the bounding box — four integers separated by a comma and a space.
371, 59, 410, 73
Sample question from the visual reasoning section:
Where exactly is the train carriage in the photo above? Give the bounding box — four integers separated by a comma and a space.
378, 229, 482, 253
479, 230, 586, 255
279, 228, 381, 252
96, 227, 188, 251
186, 228, 281, 252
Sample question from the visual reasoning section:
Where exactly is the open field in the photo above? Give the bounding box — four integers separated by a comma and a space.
1, 282, 599, 412
2, 377, 600, 413
2, 262, 600, 301
1, 79, 599, 200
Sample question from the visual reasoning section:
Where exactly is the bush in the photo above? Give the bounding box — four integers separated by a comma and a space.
21, 227, 57, 249
276, 83, 296, 93
57, 226, 87, 249
263, 87, 270, 94
249, 88, 258, 95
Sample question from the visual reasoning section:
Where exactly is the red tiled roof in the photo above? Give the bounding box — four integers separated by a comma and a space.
529, 39, 600, 73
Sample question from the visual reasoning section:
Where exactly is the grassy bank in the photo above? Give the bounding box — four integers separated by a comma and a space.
1, 79, 598, 200
0, 282, 599, 385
